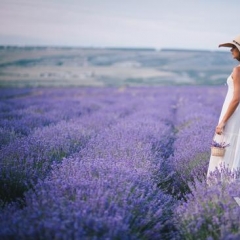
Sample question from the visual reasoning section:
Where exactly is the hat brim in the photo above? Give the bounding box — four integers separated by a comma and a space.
218, 42, 236, 48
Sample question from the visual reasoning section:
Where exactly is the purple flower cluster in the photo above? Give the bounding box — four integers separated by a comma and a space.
211, 140, 230, 148
175, 167, 240, 239
1, 85, 239, 239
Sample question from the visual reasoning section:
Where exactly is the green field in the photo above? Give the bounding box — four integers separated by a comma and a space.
0, 46, 235, 87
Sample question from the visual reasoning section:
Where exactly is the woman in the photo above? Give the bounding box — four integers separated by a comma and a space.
207, 34, 240, 180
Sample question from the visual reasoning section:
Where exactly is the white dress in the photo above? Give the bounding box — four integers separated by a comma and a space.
207, 74, 240, 177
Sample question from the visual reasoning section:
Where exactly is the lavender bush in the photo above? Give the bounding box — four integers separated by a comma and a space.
175, 167, 240, 240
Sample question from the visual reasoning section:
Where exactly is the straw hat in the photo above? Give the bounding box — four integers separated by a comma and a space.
219, 34, 240, 52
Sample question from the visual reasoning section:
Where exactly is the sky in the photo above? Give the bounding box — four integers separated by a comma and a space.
0, 0, 239, 50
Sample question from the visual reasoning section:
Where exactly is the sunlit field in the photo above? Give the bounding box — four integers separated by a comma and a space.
1, 86, 240, 239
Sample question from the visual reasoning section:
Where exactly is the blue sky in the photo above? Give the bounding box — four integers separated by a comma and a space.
0, 0, 239, 50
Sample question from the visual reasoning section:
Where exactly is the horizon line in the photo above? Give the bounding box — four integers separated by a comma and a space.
0, 45, 227, 52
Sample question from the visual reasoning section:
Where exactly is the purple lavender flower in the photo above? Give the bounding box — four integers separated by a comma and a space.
211, 140, 230, 148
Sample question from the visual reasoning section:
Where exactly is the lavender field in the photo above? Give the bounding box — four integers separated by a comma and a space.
1, 86, 240, 239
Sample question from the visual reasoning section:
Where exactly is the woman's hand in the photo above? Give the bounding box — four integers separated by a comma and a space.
216, 122, 225, 135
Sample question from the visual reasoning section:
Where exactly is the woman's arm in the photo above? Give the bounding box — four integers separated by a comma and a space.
216, 66, 240, 134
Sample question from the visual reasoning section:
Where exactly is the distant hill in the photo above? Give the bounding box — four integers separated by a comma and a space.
0, 46, 235, 87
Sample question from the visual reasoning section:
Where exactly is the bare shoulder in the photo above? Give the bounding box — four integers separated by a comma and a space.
232, 66, 240, 80
233, 66, 240, 74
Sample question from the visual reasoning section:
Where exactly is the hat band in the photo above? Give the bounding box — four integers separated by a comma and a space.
233, 40, 240, 46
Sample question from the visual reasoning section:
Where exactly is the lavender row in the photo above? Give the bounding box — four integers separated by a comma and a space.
172, 87, 224, 197
154, 86, 225, 199
0, 87, 177, 239
0, 88, 120, 143
0, 88, 144, 203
